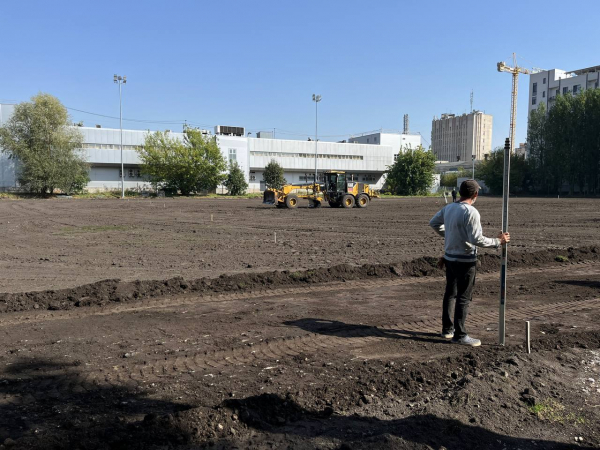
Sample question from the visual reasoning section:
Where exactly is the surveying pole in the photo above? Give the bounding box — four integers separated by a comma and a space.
499, 137, 511, 345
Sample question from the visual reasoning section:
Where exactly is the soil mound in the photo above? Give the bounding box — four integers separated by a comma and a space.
1, 246, 597, 314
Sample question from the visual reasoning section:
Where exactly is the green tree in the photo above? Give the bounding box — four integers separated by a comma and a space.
386, 146, 436, 195
138, 129, 227, 195
440, 167, 471, 189
476, 147, 531, 195
224, 161, 248, 195
528, 89, 600, 195
527, 102, 549, 193
0, 93, 89, 195
263, 159, 287, 190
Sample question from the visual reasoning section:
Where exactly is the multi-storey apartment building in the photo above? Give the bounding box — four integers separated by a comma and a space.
528, 65, 600, 117
431, 111, 493, 162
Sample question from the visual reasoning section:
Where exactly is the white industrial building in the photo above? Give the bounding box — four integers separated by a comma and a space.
528, 65, 600, 116
0, 103, 424, 193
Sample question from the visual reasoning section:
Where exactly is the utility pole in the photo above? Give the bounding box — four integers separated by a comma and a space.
114, 74, 127, 199
312, 94, 321, 188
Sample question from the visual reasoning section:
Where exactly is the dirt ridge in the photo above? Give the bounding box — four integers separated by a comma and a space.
0, 246, 597, 314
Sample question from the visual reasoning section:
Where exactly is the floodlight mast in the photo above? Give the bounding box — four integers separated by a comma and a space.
312, 94, 322, 194
114, 74, 127, 198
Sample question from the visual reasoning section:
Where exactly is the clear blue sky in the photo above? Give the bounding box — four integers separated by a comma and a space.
2, 0, 599, 149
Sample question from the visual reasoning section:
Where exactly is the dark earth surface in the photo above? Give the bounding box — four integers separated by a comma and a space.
0, 197, 600, 449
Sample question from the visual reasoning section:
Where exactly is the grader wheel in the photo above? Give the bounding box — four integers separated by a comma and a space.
356, 194, 369, 208
285, 194, 299, 208
341, 194, 355, 208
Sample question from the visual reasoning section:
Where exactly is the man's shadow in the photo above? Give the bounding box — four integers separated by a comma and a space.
284, 318, 449, 344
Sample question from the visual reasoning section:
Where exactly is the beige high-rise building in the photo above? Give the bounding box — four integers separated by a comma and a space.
431, 111, 493, 162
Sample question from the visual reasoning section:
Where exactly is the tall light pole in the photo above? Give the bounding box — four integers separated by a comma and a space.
114, 74, 127, 198
312, 94, 321, 187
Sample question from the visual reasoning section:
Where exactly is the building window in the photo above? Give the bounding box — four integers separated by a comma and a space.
542, 91, 546, 98
532, 97, 537, 105
573, 85, 580, 94
532, 82, 537, 95
543, 77, 546, 84
136, 169, 142, 178
563, 87, 568, 95
249, 172, 256, 181
128, 169, 135, 178
393, 154, 399, 161
228, 148, 237, 162
366, 138, 369, 143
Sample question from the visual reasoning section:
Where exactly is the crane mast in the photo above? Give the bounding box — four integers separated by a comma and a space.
497, 53, 531, 155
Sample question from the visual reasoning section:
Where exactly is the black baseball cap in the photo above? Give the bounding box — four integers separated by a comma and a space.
459, 179, 480, 198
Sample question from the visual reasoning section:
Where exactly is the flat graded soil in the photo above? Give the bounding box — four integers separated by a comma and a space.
0, 197, 600, 449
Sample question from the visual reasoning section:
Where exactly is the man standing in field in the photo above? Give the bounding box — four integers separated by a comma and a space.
429, 180, 510, 347
451, 187, 457, 203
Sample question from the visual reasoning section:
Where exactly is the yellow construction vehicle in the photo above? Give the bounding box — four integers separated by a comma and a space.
262, 183, 324, 208
263, 171, 379, 209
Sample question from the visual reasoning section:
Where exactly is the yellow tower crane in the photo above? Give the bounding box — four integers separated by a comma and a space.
496, 53, 543, 153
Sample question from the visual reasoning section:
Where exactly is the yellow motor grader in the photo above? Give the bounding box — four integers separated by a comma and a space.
263, 171, 378, 209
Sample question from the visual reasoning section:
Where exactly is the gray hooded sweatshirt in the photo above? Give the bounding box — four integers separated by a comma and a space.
429, 202, 500, 262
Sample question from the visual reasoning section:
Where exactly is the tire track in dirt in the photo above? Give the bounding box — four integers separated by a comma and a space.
107, 296, 600, 384
3, 296, 600, 405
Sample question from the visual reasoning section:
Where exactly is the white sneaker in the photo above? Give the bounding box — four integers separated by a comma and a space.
441, 330, 454, 339
451, 335, 481, 347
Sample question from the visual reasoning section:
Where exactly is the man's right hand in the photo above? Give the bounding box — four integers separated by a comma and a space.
497, 232, 510, 245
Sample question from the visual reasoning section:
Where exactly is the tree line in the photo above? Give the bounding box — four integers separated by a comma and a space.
476, 88, 600, 195
528, 88, 600, 195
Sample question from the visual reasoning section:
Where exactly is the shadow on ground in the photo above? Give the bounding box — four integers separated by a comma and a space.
0, 357, 193, 449
220, 393, 595, 450
556, 279, 600, 289
284, 317, 449, 344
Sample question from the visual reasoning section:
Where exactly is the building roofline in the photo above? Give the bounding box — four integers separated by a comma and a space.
566, 65, 600, 76
349, 129, 421, 138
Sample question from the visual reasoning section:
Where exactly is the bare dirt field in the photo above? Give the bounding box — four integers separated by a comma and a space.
1, 197, 600, 449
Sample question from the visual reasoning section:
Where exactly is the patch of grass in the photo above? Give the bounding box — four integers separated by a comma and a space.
290, 271, 305, 280
74, 190, 146, 199
380, 193, 441, 198
202, 193, 263, 199
0, 192, 48, 199
528, 399, 585, 424
555, 255, 569, 262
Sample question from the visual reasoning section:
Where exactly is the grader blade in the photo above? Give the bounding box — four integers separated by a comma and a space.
263, 190, 276, 205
